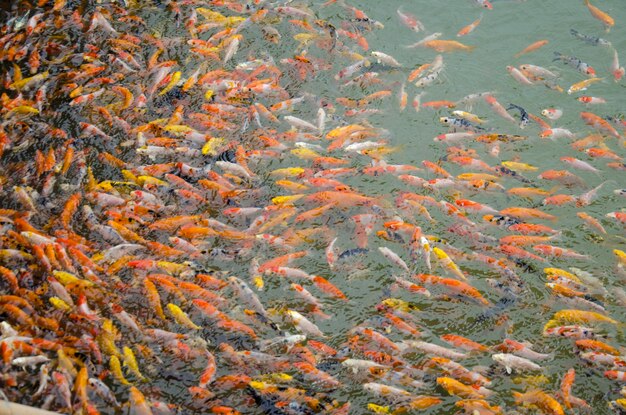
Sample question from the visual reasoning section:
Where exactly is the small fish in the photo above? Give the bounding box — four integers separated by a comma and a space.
371, 51, 402, 67
507, 104, 530, 128
440, 334, 489, 352
554, 52, 595, 76
397, 8, 425, 32
513, 390, 564, 415
611, 49, 625, 81
560, 157, 600, 174
437, 376, 490, 399
568, 77, 603, 94
379, 246, 410, 272
514, 39, 549, 58
473, 0, 493, 9
495, 339, 553, 361
580, 111, 621, 138
492, 353, 543, 373
452, 110, 486, 124
440, 117, 483, 132
261, 25, 281, 43
541, 108, 562, 120
502, 161, 538, 172
167, 303, 201, 330
457, 15, 483, 37
577, 96, 606, 104
398, 340, 469, 360
422, 40, 475, 52
570, 29, 611, 47
519, 64, 558, 78
484, 94, 517, 123
406, 32, 442, 49
584, 0, 614, 31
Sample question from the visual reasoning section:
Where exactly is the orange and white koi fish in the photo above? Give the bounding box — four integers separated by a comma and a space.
440, 334, 489, 352
507, 66, 533, 85
611, 49, 625, 81
397, 9, 424, 32
457, 15, 482, 37
414, 273, 489, 305
483, 94, 516, 123
578, 96, 606, 104
580, 111, 622, 138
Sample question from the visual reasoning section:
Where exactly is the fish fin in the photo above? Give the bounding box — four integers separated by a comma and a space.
505, 366, 512, 374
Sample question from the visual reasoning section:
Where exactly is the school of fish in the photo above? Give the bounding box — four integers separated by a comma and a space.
0, 0, 625, 414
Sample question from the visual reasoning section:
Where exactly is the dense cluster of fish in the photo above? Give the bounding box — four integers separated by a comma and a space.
0, 0, 624, 414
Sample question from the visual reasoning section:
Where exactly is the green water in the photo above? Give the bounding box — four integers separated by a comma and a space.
339, 1, 626, 412
215, 1, 626, 413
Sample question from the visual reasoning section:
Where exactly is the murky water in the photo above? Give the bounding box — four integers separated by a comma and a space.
0, 0, 625, 414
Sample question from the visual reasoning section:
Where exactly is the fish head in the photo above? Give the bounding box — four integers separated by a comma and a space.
435, 377, 455, 389
492, 353, 505, 364
286, 309, 301, 321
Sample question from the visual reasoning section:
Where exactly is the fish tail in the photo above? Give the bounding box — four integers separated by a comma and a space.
553, 51, 562, 61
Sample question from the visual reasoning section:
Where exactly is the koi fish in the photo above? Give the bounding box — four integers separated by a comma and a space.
492, 353, 543, 373
422, 40, 475, 52
514, 40, 549, 58
570, 29, 611, 47
584, 0, 614, 30
554, 52, 595, 76
541, 108, 562, 120
397, 9, 424, 32
457, 15, 482, 37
